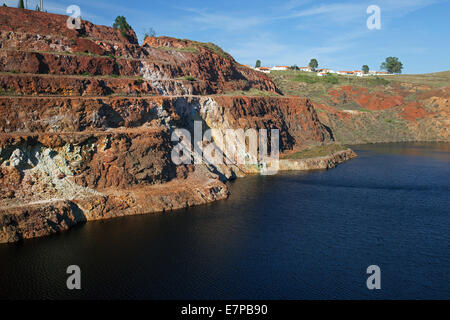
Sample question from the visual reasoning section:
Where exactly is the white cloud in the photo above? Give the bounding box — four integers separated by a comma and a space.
175, 7, 268, 31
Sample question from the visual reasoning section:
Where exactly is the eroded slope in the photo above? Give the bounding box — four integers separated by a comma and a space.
0, 8, 349, 243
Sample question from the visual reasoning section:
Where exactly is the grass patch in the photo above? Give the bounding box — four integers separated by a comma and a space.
377, 71, 450, 88
366, 76, 390, 86
156, 46, 200, 54
0, 87, 16, 96
322, 75, 339, 84
293, 73, 320, 84
181, 75, 197, 81
384, 117, 403, 126
282, 144, 347, 160
271, 70, 391, 87
107, 53, 118, 61
193, 41, 232, 59
224, 88, 279, 97
164, 39, 232, 59
358, 107, 374, 112
286, 72, 341, 85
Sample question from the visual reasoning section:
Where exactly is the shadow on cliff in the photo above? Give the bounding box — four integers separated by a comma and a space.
46, 201, 88, 234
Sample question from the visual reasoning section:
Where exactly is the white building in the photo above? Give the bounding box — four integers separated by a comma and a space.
299, 66, 313, 72
316, 68, 336, 74
271, 66, 289, 71
337, 71, 355, 76
256, 67, 272, 73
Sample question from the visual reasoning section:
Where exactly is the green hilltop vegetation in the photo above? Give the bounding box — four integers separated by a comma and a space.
377, 70, 450, 88
154, 39, 232, 60
268, 70, 390, 105
268, 70, 450, 105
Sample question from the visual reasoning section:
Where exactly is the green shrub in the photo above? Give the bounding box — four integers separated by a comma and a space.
322, 75, 339, 84
113, 16, 132, 38
224, 88, 279, 97
182, 76, 196, 81
0, 87, 16, 96
293, 74, 318, 84
370, 76, 390, 86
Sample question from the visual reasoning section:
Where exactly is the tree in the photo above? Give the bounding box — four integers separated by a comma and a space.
309, 58, 318, 71
362, 65, 369, 74
144, 27, 156, 40
255, 60, 261, 68
290, 65, 299, 70
381, 57, 403, 74
113, 16, 132, 38
18, 0, 24, 8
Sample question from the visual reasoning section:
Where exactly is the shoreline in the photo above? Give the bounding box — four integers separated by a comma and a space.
0, 149, 356, 244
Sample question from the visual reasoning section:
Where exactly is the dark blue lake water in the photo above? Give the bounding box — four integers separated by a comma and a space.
0, 142, 449, 299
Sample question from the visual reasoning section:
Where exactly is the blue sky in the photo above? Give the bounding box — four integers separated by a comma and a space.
5, 0, 450, 73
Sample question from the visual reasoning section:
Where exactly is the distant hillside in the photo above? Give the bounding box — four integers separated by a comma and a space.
377, 71, 450, 88
269, 70, 450, 144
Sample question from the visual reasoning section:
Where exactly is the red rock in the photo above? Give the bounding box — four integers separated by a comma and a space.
0, 7, 341, 243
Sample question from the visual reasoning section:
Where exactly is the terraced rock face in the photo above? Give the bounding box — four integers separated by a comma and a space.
0, 8, 341, 243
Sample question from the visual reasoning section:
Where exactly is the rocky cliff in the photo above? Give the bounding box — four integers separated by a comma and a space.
0, 8, 350, 243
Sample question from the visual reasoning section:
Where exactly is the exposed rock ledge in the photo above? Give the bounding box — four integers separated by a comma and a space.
0, 177, 228, 243
278, 149, 357, 171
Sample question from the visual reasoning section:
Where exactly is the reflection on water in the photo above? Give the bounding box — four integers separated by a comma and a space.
0, 142, 449, 299
354, 142, 450, 159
